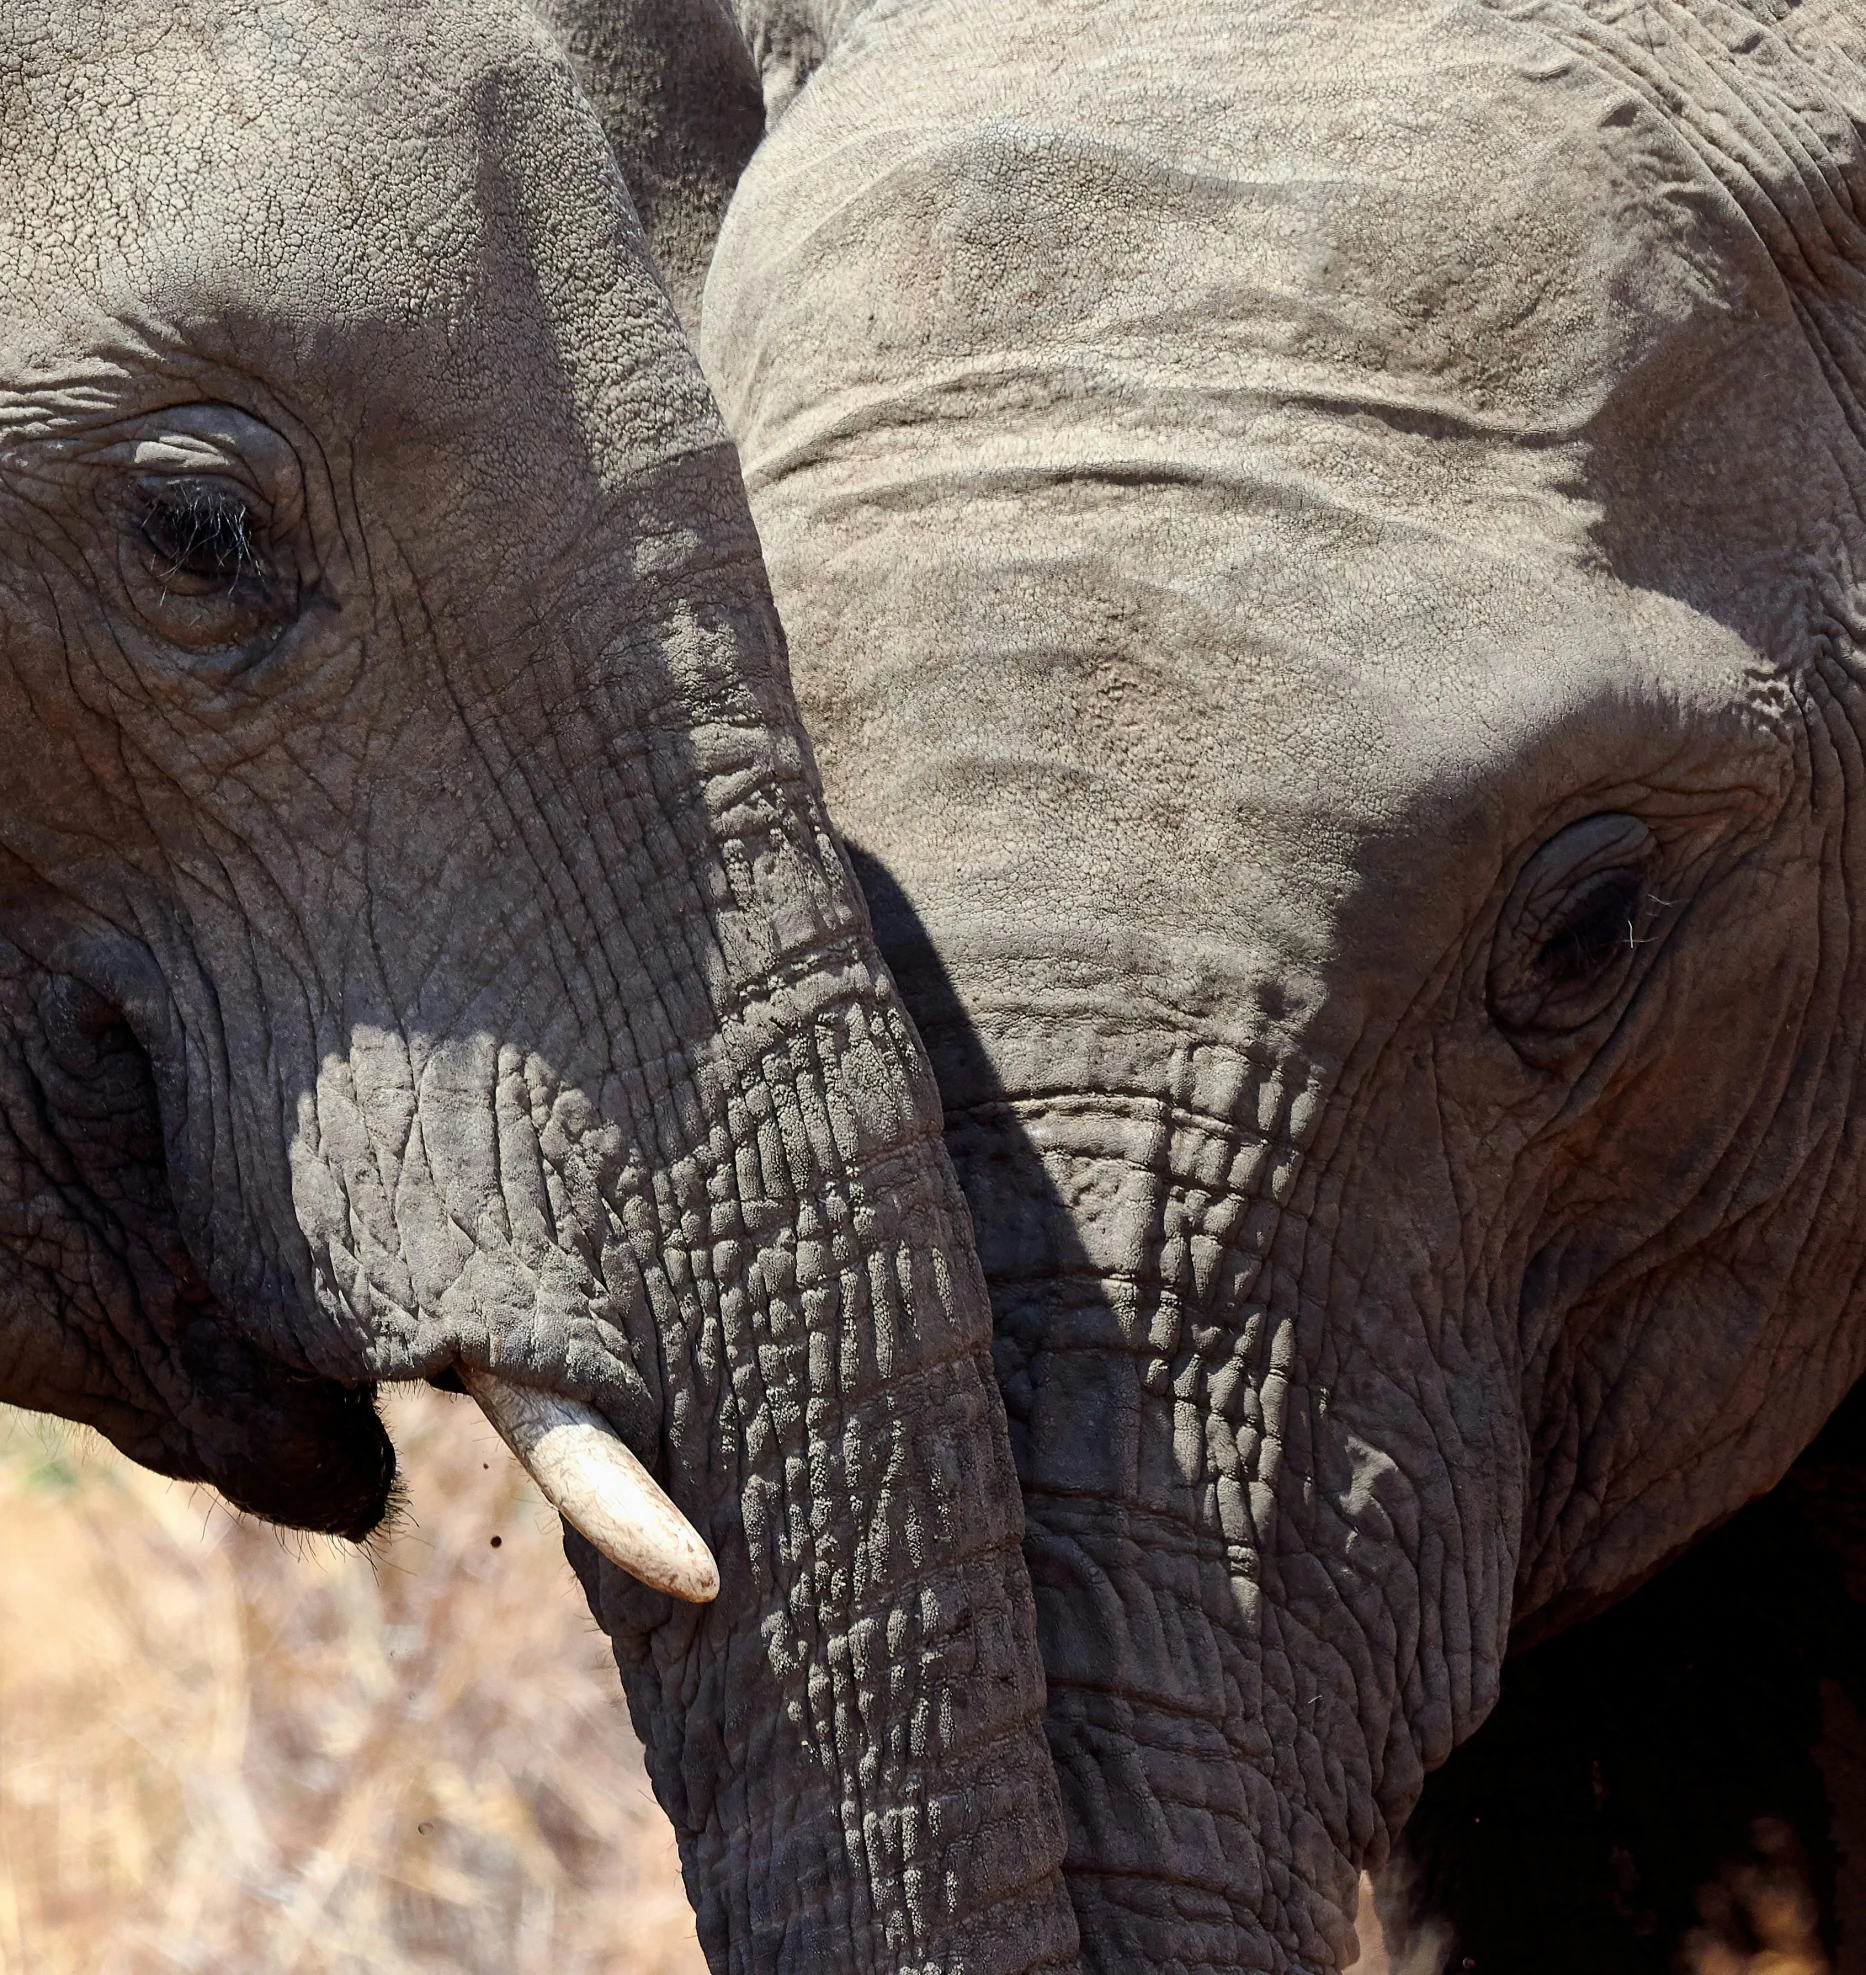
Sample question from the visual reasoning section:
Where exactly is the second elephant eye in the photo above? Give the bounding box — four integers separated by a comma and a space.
1535, 868, 1649, 986
1489, 812, 1666, 1059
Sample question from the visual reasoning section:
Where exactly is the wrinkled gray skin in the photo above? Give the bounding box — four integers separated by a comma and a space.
529, 0, 762, 330
0, 6, 1082, 1970
632, 0, 1866, 1967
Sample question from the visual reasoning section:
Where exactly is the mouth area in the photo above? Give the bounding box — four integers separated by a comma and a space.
22, 969, 399, 1541
164, 1311, 396, 1540
0, 946, 399, 1544
4, 954, 696, 1561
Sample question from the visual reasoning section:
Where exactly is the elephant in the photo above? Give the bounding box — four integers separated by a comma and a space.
0, 5, 1089, 1971
17, 2, 1866, 1973
620, 0, 1866, 1967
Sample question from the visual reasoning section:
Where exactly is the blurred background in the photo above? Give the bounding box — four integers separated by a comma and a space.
0, 1385, 705, 1974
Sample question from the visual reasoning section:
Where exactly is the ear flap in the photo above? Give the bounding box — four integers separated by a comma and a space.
0, 941, 395, 1539
530, 0, 764, 333
1389, 1378, 1866, 1969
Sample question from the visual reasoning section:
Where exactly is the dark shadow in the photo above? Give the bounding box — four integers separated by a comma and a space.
841, 839, 1101, 1488
842, 845, 991, 1078
1401, 1379, 1866, 1972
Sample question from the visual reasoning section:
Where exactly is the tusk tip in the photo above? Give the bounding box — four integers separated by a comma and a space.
463, 1368, 720, 1605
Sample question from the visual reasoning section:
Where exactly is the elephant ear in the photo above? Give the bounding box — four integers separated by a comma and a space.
0, 941, 394, 1537
528, 0, 764, 332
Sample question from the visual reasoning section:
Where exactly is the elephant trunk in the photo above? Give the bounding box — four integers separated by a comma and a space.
219, 744, 1084, 1974
551, 937, 1081, 1974
878, 918, 1519, 1975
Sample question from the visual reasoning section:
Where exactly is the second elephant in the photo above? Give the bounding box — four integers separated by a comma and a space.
689, 0, 1866, 1968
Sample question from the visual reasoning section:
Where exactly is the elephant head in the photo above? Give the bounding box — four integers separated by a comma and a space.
0, 4, 1082, 1967
700, 0, 1866, 1966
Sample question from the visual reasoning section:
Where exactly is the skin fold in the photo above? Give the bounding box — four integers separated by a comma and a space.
686, 0, 1866, 1967
0, 6, 1081, 1970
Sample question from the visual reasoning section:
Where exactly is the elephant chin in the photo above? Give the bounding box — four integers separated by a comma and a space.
0, 946, 399, 1543
147, 1312, 397, 1543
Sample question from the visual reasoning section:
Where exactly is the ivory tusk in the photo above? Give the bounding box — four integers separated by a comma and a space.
463, 1369, 719, 1604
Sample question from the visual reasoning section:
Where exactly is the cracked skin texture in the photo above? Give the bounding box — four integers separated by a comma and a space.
0, 5, 1081, 1971
698, 0, 1866, 1967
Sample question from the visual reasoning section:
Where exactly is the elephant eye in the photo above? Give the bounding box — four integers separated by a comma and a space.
123, 474, 298, 653
1534, 867, 1649, 987
141, 488, 255, 586
1489, 813, 1665, 1057
138, 482, 262, 593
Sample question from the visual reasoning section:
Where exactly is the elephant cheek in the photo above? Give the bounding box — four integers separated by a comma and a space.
279, 1029, 631, 1373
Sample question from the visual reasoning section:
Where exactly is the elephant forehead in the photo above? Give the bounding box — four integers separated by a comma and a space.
3, 1, 520, 311
712, 0, 1861, 487
709, 0, 1842, 1023
0, 0, 718, 483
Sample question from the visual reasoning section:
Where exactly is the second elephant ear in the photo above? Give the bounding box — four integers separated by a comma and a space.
530, 0, 764, 333
0, 942, 393, 1537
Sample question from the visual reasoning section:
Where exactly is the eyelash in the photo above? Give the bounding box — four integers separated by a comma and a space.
138, 487, 262, 589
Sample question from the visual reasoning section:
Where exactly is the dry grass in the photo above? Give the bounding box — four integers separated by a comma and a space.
1351, 1833, 1833, 1975
1352, 1870, 1451, 1975
0, 1385, 705, 1974
1683, 1820, 1831, 1975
